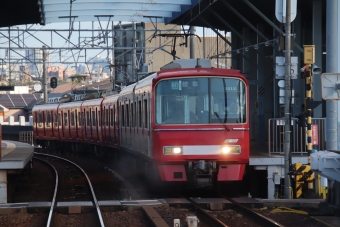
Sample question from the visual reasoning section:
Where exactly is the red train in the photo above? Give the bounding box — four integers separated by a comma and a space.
33, 59, 250, 187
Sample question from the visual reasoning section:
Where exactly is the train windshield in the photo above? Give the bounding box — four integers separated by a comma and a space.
155, 77, 247, 124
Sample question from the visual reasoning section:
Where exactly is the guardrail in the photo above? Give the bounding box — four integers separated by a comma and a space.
19, 131, 34, 145
268, 118, 325, 156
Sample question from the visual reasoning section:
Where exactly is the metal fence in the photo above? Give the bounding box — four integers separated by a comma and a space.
268, 118, 325, 156
19, 131, 34, 145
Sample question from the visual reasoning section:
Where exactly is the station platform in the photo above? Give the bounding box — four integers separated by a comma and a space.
0, 140, 34, 203
249, 142, 309, 200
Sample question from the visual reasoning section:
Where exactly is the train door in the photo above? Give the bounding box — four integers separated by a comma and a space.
85, 110, 89, 141
58, 113, 62, 140
128, 100, 132, 149
90, 108, 96, 142
96, 107, 100, 143
114, 104, 119, 146
46, 111, 52, 138
135, 97, 142, 153
120, 100, 126, 148
141, 94, 150, 156
103, 106, 107, 144
53, 112, 58, 139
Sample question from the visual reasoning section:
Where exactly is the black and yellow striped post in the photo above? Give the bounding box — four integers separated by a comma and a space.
303, 44, 315, 164
304, 63, 313, 163
294, 162, 314, 198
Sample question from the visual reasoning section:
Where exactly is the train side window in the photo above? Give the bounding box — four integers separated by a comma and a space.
111, 107, 114, 126
71, 111, 75, 126
76, 110, 80, 127
92, 110, 96, 126
64, 112, 68, 126
58, 113, 61, 127
131, 103, 134, 127
38, 113, 43, 127
54, 113, 58, 127
121, 103, 125, 127
106, 109, 109, 126
86, 111, 90, 126
144, 99, 148, 128
113, 105, 116, 126
138, 100, 142, 127
98, 110, 101, 126
80, 111, 84, 126
126, 104, 130, 127
46, 113, 51, 127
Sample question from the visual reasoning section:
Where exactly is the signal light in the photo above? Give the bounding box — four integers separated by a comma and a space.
50, 77, 58, 88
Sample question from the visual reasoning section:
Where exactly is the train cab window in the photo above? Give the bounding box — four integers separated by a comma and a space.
63, 112, 68, 126
92, 110, 96, 126
86, 111, 90, 126
144, 99, 148, 128
155, 77, 247, 124
106, 109, 109, 126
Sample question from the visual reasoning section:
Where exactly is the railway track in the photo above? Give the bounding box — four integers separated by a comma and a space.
34, 152, 105, 227
163, 197, 285, 227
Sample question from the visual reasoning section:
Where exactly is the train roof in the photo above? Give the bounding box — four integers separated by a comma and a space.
32, 103, 60, 111
119, 72, 157, 96
59, 101, 83, 108
102, 93, 119, 104
81, 97, 104, 107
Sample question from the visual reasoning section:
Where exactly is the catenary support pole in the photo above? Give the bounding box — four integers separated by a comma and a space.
284, 0, 292, 199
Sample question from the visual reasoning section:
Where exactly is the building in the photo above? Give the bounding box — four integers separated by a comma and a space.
47, 66, 64, 79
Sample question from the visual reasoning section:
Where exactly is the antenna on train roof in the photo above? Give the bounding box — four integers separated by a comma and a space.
195, 58, 202, 68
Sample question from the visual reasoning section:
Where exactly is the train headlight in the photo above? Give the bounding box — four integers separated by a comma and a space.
163, 146, 183, 155
221, 145, 241, 154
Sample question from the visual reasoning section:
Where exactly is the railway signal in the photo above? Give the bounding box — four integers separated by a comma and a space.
50, 77, 58, 88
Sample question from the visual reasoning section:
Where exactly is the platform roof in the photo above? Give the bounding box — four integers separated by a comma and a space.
0, 0, 197, 28
0, 1, 324, 32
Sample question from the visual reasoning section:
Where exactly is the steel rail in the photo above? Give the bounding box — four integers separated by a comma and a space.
225, 197, 284, 227
35, 152, 106, 227
33, 156, 59, 227
187, 197, 228, 227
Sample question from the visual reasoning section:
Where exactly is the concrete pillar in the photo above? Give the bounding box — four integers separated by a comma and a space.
9, 116, 14, 125
19, 116, 25, 126
0, 170, 7, 203
29, 116, 33, 126
267, 165, 282, 199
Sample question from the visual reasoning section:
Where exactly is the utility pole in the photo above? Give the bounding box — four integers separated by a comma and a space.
42, 46, 48, 104
190, 26, 195, 59
132, 22, 137, 82
283, 0, 292, 199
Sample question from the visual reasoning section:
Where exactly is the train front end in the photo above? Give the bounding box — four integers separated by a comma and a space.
152, 68, 249, 187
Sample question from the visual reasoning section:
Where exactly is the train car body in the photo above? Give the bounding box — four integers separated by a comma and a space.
33, 59, 250, 187
33, 103, 60, 142
116, 59, 250, 186
58, 101, 83, 142
102, 94, 120, 148
81, 98, 104, 145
